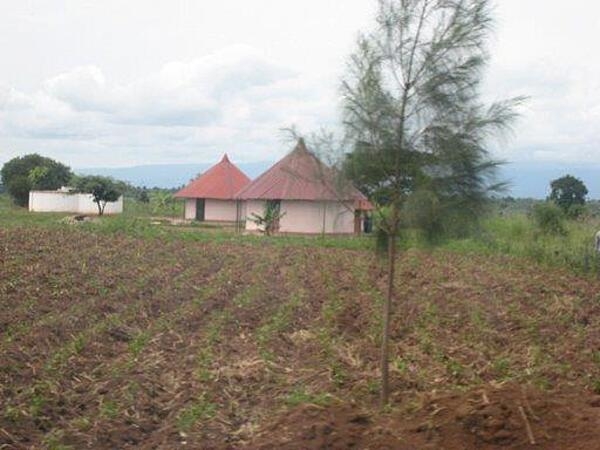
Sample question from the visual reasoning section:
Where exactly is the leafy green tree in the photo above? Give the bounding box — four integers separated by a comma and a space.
341, 0, 522, 405
0, 154, 72, 206
74, 175, 122, 216
548, 175, 587, 217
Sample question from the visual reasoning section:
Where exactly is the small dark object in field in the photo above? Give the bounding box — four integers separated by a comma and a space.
349, 414, 370, 425
108, 326, 132, 342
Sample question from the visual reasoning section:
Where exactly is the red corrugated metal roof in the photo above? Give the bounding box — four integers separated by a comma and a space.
174, 154, 251, 200
236, 139, 373, 210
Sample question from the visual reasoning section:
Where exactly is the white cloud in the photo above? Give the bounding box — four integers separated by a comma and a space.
483, 59, 600, 164
0, 45, 338, 166
2, 0, 600, 170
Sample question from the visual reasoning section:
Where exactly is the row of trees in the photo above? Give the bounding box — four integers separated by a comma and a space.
0, 154, 122, 215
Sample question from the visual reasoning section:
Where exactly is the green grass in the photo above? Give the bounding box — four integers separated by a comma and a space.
440, 214, 600, 274
0, 193, 374, 250
4, 192, 600, 274
176, 395, 217, 431
121, 194, 184, 218
284, 387, 333, 407
0, 194, 67, 228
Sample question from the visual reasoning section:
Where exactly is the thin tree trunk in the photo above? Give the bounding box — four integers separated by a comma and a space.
380, 228, 396, 407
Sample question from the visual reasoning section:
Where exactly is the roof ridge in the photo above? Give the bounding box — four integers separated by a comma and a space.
174, 154, 250, 200
236, 138, 367, 201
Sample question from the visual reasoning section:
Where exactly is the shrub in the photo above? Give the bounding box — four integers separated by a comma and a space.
532, 202, 567, 236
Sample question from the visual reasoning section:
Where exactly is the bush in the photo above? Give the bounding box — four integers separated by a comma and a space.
532, 202, 567, 236
1, 154, 72, 206
567, 203, 586, 220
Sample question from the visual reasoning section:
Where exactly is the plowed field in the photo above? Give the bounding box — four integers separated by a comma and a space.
2, 227, 600, 449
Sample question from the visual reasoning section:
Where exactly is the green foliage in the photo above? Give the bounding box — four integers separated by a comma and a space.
532, 202, 567, 236
549, 174, 588, 217
256, 291, 302, 359
176, 395, 216, 431
341, 0, 521, 241
285, 387, 332, 407
137, 188, 150, 203
150, 191, 176, 214
250, 200, 286, 236
121, 192, 183, 218
0, 153, 72, 206
99, 399, 119, 419
402, 190, 444, 242
73, 175, 122, 215
128, 331, 151, 358
492, 357, 512, 380
441, 213, 600, 275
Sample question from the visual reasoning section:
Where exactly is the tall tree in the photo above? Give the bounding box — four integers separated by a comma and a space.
548, 174, 587, 217
341, 0, 522, 406
0, 154, 72, 206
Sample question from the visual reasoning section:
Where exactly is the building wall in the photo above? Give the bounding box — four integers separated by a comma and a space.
183, 198, 245, 222
184, 198, 196, 220
205, 199, 239, 222
245, 200, 266, 231
29, 191, 123, 214
245, 199, 356, 234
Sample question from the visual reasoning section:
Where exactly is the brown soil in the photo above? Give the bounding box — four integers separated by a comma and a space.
2, 227, 600, 449
249, 383, 600, 449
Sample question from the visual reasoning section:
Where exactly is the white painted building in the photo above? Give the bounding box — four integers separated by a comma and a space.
29, 190, 123, 215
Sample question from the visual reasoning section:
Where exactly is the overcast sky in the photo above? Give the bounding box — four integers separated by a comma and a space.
1, 0, 599, 169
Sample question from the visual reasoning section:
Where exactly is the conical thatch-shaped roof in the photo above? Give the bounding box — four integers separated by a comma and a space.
236, 139, 372, 209
175, 154, 250, 200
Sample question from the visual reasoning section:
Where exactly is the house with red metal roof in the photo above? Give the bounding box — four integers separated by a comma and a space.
174, 154, 250, 222
236, 139, 372, 234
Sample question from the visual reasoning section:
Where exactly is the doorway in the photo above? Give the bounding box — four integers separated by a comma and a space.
196, 198, 205, 221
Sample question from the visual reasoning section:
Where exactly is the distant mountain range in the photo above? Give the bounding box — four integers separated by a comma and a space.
76, 161, 600, 199
76, 162, 272, 190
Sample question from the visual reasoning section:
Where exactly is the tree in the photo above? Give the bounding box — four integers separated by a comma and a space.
0, 154, 72, 206
341, 0, 522, 406
74, 176, 122, 216
548, 175, 587, 217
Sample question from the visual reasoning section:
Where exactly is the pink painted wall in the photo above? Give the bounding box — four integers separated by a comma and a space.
184, 199, 196, 220
245, 200, 356, 234
183, 198, 244, 222
205, 199, 239, 222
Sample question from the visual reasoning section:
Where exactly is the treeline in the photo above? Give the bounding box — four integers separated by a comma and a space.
0, 153, 182, 209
